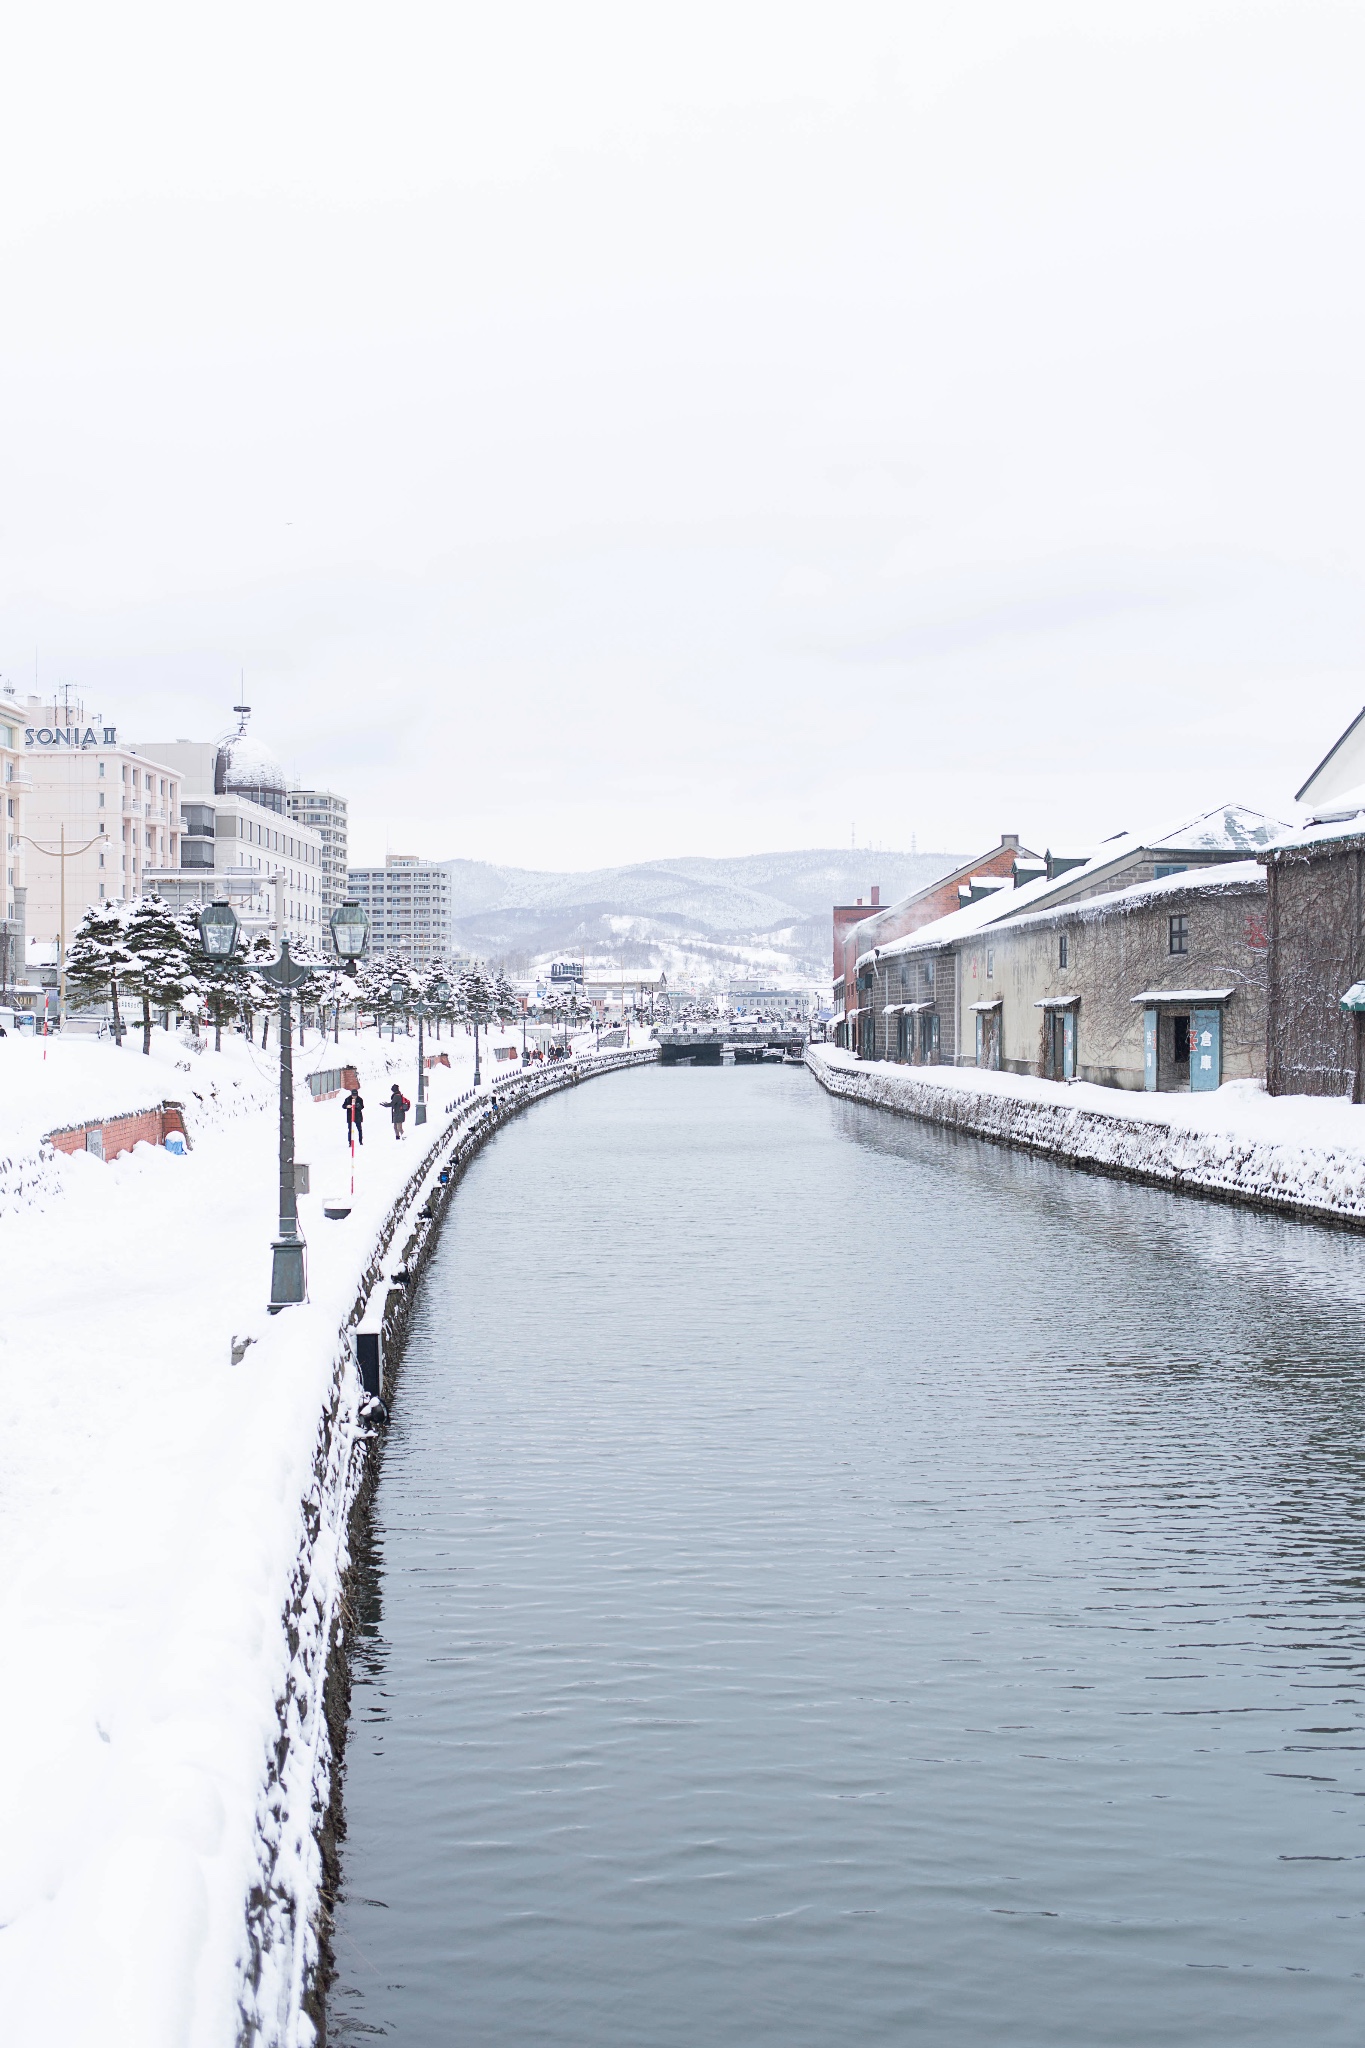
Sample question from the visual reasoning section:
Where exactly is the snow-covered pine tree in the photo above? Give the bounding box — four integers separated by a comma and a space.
352, 957, 390, 1035
237, 930, 277, 1044
65, 903, 134, 1043
493, 969, 519, 1028
123, 896, 200, 1054
458, 962, 495, 1078
199, 942, 249, 1052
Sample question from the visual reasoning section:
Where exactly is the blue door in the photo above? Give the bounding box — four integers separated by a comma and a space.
1190, 1008, 1221, 1091
1143, 1008, 1157, 1091
1062, 1008, 1076, 1080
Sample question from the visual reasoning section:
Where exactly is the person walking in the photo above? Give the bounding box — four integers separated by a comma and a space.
388, 1081, 410, 1140
344, 1085, 365, 1148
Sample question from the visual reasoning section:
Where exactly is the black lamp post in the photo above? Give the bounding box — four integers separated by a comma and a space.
198, 899, 307, 1309
411, 977, 450, 1125
260, 940, 314, 1311
198, 898, 240, 962
329, 900, 369, 1039
196, 898, 366, 1314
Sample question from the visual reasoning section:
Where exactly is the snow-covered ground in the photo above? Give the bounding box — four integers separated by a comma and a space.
0, 1018, 556, 2047
810, 1045, 1365, 1222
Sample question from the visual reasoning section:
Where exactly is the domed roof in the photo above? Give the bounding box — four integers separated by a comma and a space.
216, 706, 287, 801
221, 731, 287, 795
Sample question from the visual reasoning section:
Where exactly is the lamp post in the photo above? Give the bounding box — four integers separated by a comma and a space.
259, 938, 313, 1311
329, 899, 369, 1038
404, 975, 449, 1125
196, 897, 369, 1314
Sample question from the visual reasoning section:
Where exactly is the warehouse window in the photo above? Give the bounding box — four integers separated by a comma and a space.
1058, 934, 1068, 968
1169, 915, 1188, 956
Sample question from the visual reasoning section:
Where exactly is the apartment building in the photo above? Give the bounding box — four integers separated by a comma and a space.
287, 788, 348, 920
345, 854, 452, 967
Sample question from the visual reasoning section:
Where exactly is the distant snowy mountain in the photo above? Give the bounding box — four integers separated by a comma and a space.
440, 849, 962, 987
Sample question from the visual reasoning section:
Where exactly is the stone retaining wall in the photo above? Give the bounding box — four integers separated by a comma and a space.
806, 1049, 1365, 1230
240, 1047, 659, 2047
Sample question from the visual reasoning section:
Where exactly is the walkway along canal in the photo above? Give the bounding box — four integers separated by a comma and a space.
329, 1062, 1365, 2046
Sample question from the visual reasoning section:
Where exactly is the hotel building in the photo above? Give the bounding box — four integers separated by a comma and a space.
15, 692, 182, 947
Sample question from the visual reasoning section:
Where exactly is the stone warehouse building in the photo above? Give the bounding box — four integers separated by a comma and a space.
855, 808, 1282, 1091
833, 836, 1035, 1045
954, 864, 1268, 1091
1259, 706, 1365, 1101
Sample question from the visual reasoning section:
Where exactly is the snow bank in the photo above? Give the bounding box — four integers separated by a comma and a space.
0, 1020, 623, 2047
808, 1045, 1365, 1225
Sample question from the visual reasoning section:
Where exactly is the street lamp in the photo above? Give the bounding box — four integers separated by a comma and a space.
410, 976, 449, 1125
328, 900, 369, 1038
194, 903, 370, 1311
194, 903, 311, 1313
330, 900, 369, 960
199, 898, 240, 959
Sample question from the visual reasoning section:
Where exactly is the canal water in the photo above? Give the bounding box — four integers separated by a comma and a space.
331, 1065, 1365, 2046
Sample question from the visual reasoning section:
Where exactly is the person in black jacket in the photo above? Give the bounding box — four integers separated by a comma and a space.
344, 1087, 364, 1147
388, 1082, 410, 1139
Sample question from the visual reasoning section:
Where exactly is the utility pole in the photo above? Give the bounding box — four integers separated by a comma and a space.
19, 823, 103, 1024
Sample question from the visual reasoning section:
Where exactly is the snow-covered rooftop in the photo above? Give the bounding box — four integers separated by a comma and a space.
861, 856, 1265, 969
1265, 814, 1365, 854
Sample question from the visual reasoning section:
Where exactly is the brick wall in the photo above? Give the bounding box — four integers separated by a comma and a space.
47, 1101, 189, 1161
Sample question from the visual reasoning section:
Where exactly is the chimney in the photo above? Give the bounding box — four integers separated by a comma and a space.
1002, 833, 1019, 849
871, 885, 880, 905
856, 896, 863, 906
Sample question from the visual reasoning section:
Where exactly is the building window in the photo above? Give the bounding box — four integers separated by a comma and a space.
98, 791, 105, 807
924, 958, 935, 992
986, 949, 994, 979
1169, 914, 1188, 956
98, 761, 105, 778
1058, 934, 1068, 968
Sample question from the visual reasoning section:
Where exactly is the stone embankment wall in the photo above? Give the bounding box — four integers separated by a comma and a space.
240, 1048, 658, 2048
806, 1048, 1365, 1230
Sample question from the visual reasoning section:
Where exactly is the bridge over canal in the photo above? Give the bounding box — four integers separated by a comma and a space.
657, 1025, 810, 1065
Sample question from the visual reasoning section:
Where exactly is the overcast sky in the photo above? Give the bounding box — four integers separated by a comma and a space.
3, 1, 1363, 869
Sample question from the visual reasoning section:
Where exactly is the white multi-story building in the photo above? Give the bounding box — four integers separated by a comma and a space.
136, 709, 323, 945
14, 691, 182, 947
345, 853, 453, 967
287, 788, 348, 920
1, 688, 29, 993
